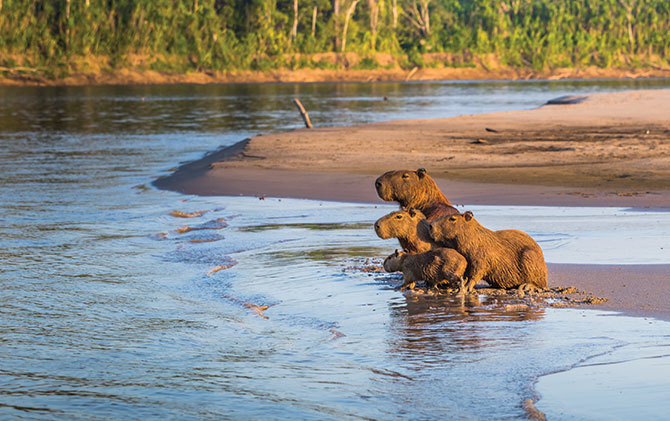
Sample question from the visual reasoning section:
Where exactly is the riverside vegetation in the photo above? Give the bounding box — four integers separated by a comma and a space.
1, 0, 670, 82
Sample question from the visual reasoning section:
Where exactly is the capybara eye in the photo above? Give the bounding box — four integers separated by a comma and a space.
449, 216, 457, 222
402, 173, 409, 179
395, 215, 403, 219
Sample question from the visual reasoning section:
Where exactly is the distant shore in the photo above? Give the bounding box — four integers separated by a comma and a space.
154, 89, 670, 320
2, 65, 670, 87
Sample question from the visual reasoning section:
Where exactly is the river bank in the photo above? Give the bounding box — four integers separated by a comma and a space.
154, 89, 670, 320
2, 63, 670, 87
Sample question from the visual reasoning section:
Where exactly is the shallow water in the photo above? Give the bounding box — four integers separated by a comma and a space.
1, 80, 670, 418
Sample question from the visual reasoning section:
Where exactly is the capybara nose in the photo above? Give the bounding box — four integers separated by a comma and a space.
375, 180, 382, 189
374, 222, 380, 231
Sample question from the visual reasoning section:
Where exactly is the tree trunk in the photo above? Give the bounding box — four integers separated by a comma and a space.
422, 0, 430, 36
392, 0, 398, 30
65, 0, 70, 19
312, 6, 317, 37
333, 0, 341, 51
368, 0, 379, 51
341, 0, 359, 53
404, 0, 431, 38
290, 0, 298, 40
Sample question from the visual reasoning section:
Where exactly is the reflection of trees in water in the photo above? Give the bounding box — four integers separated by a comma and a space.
386, 292, 544, 366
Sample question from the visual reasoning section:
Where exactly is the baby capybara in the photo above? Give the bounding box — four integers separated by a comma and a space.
375, 168, 459, 221
383, 248, 467, 290
374, 209, 439, 254
429, 211, 547, 292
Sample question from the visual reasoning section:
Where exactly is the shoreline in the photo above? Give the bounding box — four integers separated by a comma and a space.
2, 66, 670, 87
153, 89, 670, 320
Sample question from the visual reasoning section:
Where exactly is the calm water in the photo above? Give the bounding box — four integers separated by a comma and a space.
1, 80, 670, 419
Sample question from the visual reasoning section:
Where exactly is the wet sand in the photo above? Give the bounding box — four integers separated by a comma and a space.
154, 89, 670, 320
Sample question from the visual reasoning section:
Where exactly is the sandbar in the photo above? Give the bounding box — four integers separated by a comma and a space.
154, 89, 670, 320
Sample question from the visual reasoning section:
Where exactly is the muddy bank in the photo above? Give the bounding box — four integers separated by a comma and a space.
3, 64, 670, 87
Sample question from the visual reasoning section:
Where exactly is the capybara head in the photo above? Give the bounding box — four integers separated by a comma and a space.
383, 249, 406, 272
429, 211, 475, 243
374, 208, 426, 239
375, 168, 450, 209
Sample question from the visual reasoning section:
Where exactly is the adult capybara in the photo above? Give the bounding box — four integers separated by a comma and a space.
374, 209, 439, 254
429, 211, 547, 292
375, 168, 459, 221
383, 248, 467, 290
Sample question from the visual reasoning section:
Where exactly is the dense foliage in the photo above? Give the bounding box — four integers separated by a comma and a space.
1, 0, 669, 74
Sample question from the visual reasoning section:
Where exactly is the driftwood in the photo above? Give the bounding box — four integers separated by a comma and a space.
292, 98, 313, 129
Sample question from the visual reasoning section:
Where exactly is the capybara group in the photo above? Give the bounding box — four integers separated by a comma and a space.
429, 211, 547, 292
383, 248, 467, 290
374, 209, 438, 254
375, 168, 459, 221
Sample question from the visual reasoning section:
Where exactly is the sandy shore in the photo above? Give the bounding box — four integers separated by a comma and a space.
154, 89, 670, 320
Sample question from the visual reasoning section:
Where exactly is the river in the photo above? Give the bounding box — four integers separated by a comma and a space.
1, 79, 669, 419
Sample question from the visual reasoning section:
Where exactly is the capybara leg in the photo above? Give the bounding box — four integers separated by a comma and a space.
518, 283, 539, 294
400, 281, 416, 291
456, 277, 477, 295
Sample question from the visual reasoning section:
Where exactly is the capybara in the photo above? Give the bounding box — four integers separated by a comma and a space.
374, 209, 439, 254
375, 168, 459, 221
429, 211, 547, 292
383, 248, 467, 290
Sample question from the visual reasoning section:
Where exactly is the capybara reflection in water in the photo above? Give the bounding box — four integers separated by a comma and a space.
375, 168, 459, 221
383, 248, 467, 291
429, 211, 547, 293
374, 209, 439, 254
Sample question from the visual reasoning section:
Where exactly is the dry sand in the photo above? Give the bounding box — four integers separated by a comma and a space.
154, 89, 670, 320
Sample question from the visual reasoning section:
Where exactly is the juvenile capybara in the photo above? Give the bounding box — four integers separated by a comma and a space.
375, 168, 459, 221
374, 208, 439, 254
383, 248, 467, 290
429, 211, 547, 292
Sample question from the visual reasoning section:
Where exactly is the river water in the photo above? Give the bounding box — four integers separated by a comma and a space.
1, 80, 669, 419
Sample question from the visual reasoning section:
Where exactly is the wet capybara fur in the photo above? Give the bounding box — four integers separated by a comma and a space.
429, 211, 547, 292
374, 209, 439, 254
383, 248, 467, 290
375, 168, 459, 221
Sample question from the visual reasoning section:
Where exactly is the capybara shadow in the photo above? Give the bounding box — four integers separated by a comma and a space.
374, 208, 439, 254
383, 248, 467, 290
375, 168, 459, 221
429, 211, 547, 292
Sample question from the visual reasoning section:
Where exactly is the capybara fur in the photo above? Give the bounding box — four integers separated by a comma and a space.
429, 211, 547, 292
383, 248, 467, 290
375, 168, 459, 221
374, 209, 439, 254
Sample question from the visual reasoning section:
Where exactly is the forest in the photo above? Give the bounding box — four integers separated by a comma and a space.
1, 0, 669, 77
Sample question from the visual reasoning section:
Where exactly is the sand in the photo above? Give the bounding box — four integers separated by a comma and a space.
154, 89, 670, 320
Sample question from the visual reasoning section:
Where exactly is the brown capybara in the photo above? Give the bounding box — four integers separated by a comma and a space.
374, 208, 439, 254
383, 248, 467, 290
429, 211, 547, 292
375, 168, 459, 221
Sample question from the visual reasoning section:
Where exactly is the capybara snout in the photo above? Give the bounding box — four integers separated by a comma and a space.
375, 168, 458, 221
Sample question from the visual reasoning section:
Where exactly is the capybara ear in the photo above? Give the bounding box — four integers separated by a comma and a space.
464, 211, 474, 221
394, 249, 399, 257
408, 208, 416, 217
416, 168, 427, 179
